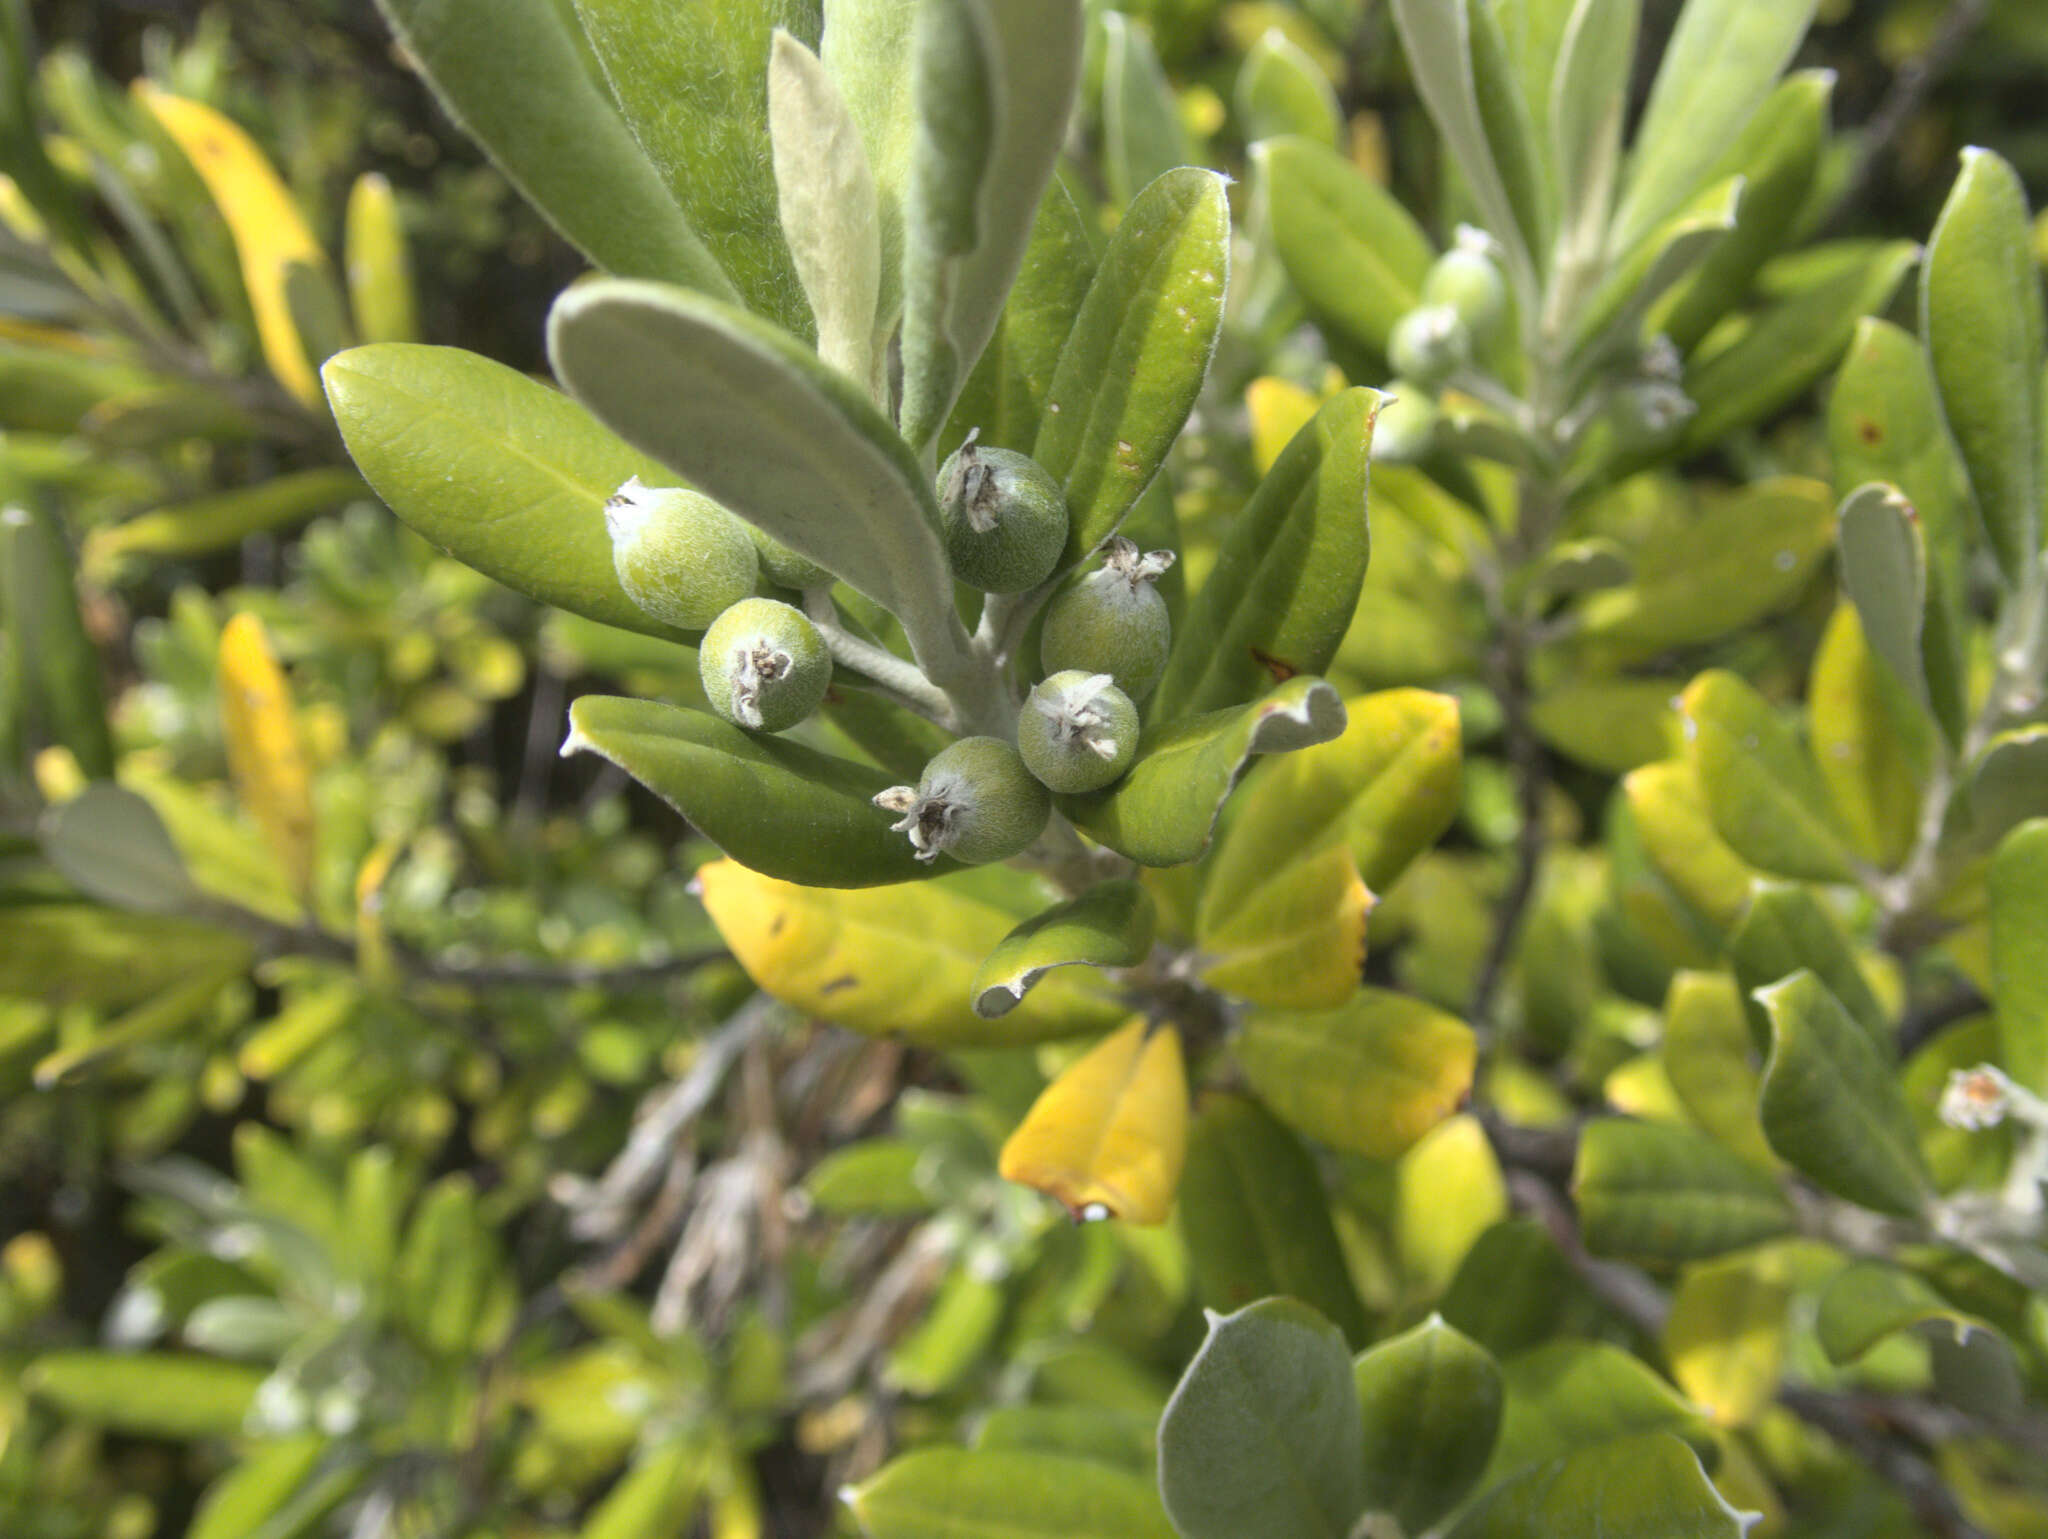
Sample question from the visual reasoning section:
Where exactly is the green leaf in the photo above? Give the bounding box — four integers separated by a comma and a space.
1441, 1221, 1577, 1359
1485, 1341, 1706, 1484
970, 879, 1155, 1017
1809, 600, 1922, 871
1656, 70, 1830, 352
822, 0, 919, 337
321, 344, 685, 639
1195, 841, 1370, 1009
1178, 1095, 1370, 1343
570, 0, 817, 336
1679, 240, 1917, 455
1150, 387, 1378, 725
1457, 1432, 1752, 1539
1661, 970, 1776, 1167
1575, 478, 1835, 654
899, 0, 1083, 448
849, 1447, 1174, 1539
1609, 0, 1820, 255
372, 0, 733, 292
547, 280, 975, 684
1257, 134, 1435, 357
1815, 1261, 1996, 1365
886, 1263, 1004, 1395
581, 1439, 704, 1539
1467, 0, 1553, 271
1756, 969, 1932, 1217
40, 783, 199, 913
1679, 670, 1856, 884
25, 1351, 264, 1439
1729, 881, 1890, 1055
1957, 727, 2048, 853
1664, 1251, 1793, 1427
32, 958, 245, 1089
564, 695, 938, 886
1572, 1118, 1793, 1263
769, 31, 882, 389
188, 1435, 329, 1539
1158, 1298, 1366, 1539
1990, 820, 2048, 1095
1622, 759, 1758, 935
1571, 175, 1740, 361
81, 468, 368, 575
1389, 0, 1538, 292
972, 1405, 1156, 1472
1923, 146, 2045, 586
804, 1139, 931, 1215
1235, 29, 1340, 147
1233, 987, 1476, 1160
945, 175, 1096, 454
1355, 1317, 1503, 1534
1036, 166, 1229, 567
2, 499, 114, 778
1101, 12, 1193, 213
1060, 676, 1346, 866
1548, 0, 1636, 273
1836, 482, 1930, 714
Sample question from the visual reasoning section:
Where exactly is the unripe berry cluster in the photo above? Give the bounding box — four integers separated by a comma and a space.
1376, 228, 1507, 464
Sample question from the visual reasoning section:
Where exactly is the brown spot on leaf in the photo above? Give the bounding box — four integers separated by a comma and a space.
769, 913, 787, 938
1855, 416, 1883, 446
1250, 646, 1298, 683
819, 974, 858, 995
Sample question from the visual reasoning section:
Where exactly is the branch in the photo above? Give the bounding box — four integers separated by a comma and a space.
1780, 1388, 1993, 1539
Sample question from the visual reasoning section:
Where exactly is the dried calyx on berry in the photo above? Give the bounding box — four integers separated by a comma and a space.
874, 736, 1051, 865
938, 429, 1069, 594
1387, 302, 1471, 388
604, 477, 759, 630
1039, 537, 1176, 703
699, 597, 831, 732
1018, 671, 1139, 793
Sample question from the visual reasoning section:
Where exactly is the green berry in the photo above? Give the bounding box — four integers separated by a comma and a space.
938, 430, 1069, 593
748, 527, 834, 591
1018, 672, 1139, 793
1387, 303, 1471, 388
1039, 537, 1175, 703
699, 597, 831, 732
873, 736, 1050, 865
1370, 381, 1439, 463
605, 477, 759, 630
1420, 228, 1507, 343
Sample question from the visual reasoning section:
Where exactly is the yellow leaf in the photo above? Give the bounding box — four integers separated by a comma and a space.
355, 840, 404, 988
135, 85, 335, 407
217, 613, 316, 900
696, 860, 1125, 1045
998, 1018, 1189, 1225
1665, 1254, 1791, 1427
1622, 759, 1757, 934
344, 172, 419, 345
1809, 601, 1921, 871
1394, 1114, 1505, 1299
1198, 841, 1371, 1008
1245, 376, 1319, 474
1602, 1052, 1691, 1125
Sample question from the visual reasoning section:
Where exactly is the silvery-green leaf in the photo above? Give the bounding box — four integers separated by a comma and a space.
1836, 481, 1931, 715
1234, 28, 1340, 147
1101, 11, 1192, 212
547, 279, 975, 686
769, 31, 883, 392
898, 0, 1084, 451
822, 0, 919, 337
1548, 0, 1635, 257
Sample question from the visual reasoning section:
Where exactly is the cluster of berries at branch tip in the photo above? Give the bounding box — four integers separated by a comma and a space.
1374, 226, 1508, 462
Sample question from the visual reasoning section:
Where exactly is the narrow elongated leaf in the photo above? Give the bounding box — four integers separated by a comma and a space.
1573, 1118, 1792, 1263
1808, 601, 1921, 871
1197, 842, 1371, 1009
1990, 820, 2048, 1095
40, 783, 199, 913
1101, 12, 1192, 212
32, 957, 244, 1088
82, 468, 367, 574
548, 281, 974, 682
1679, 670, 1856, 883
1571, 175, 1741, 359
1158, 1299, 1367, 1539
1236, 30, 1340, 146
188, 1435, 330, 1539
219, 613, 315, 899
571, 0, 817, 336
1458, 1433, 1752, 1539
769, 32, 881, 387
323, 344, 683, 638
998, 1018, 1186, 1224
1922, 146, 2044, 585
1815, 1262, 1995, 1365
1060, 677, 1346, 866
1656, 71, 1830, 351
1756, 970, 1932, 1217
1728, 881, 1888, 1054
1258, 135, 1435, 356
136, 86, 341, 407
698, 859, 1124, 1042
822, 0, 917, 335
565, 696, 931, 887
971, 879, 1155, 1017
345, 172, 418, 345
1035, 167, 1229, 566
849, 1448, 1174, 1539
1836, 482, 1930, 713
1467, 0, 1552, 268
1178, 1095, 1368, 1342
1610, 0, 1820, 254
3, 494, 114, 779
1679, 240, 1917, 454
1549, 0, 1635, 258
26, 1352, 264, 1439
946, 175, 1095, 453
581, 1439, 704, 1539
899, 0, 1083, 448
374, 0, 731, 290
1234, 987, 1475, 1160
1150, 387, 1377, 724
1355, 1318, 1503, 1533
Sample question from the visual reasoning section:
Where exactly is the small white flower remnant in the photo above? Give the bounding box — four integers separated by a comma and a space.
1939, 1064, 2017, 1132
1098, 534, 1176, 592
1033, 672, 1126, 761
724, 634, 793, 730
873, 781, 954, 863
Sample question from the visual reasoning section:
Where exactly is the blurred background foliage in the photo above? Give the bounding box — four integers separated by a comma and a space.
6, 1, 2048, 1537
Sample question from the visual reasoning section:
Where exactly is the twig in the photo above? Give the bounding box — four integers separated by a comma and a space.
801, 590, 957, 726
1780, 1388, 1994, 1539
1468, 616, 1547, 1037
